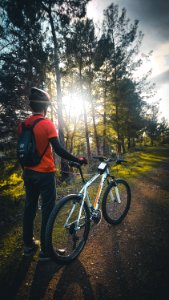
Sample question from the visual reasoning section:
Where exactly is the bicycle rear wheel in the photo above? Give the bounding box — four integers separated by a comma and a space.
45, 194, 90, 263
102, 179, 131, 224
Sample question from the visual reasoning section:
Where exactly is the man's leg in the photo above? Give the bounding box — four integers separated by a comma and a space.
40, 172, 56, 254
23, 171, 40, 248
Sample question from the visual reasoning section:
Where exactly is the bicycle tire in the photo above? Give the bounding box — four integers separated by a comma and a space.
45, 194, 90, 263
102, 179, 131, 225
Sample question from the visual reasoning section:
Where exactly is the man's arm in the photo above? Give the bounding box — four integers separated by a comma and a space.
49, 137, 80, 163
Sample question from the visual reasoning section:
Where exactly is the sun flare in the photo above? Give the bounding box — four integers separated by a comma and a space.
62, 94, 84, 118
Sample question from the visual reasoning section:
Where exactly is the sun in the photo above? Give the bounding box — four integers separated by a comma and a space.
62, 94, 85, 118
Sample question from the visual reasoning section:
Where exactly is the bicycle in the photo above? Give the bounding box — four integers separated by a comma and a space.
45, 156, 131, 263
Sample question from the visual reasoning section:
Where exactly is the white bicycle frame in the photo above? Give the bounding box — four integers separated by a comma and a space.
65, 164, 121, 229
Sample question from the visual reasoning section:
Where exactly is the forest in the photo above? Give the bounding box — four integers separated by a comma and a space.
1, 2, 169, 298
0, 0, 169, 168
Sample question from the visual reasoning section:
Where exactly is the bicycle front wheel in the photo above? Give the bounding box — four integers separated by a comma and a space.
45, 194, 90, 263
102, 179, 131, 225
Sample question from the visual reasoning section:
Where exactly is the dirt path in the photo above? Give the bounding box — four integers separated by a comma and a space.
4, 151, 169, 300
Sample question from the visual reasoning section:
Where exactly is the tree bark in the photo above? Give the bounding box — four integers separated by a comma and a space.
79, 62, 91, 159
88, 82, 100, 155
48, 5, 69, 180
114, 66, 121, 154
103, 66, 108, 156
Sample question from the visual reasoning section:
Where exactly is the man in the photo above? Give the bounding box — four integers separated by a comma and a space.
18, 87, 87, 261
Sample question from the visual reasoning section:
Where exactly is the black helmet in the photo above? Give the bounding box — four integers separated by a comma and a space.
29, 87, 50, 104
29, 87, 50, 113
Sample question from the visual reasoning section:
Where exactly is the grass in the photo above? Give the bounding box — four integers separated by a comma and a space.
111, 145, 169, 181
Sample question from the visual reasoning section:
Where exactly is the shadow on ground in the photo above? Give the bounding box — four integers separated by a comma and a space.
52, 259, 94, 300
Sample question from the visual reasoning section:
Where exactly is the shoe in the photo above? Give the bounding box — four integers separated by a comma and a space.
39, 251, 51, 261
23, 240, 40, 256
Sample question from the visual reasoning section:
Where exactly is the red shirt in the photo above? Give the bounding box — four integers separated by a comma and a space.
18, 114, 58, 172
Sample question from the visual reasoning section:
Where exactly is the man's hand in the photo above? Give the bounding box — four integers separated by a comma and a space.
78, 157, 88, 165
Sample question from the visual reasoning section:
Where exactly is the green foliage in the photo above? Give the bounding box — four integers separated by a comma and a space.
0, 1, 50, 155
0, 161, 24, 199
145, 105, 169, 146
0, 0, 168, 165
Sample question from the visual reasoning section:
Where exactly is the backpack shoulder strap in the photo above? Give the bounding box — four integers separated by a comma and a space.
31, 118, 49, 159
21, 118, 45, 130
31, 118, 45, 129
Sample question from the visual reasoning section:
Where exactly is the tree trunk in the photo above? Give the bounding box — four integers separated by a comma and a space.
127, 136, 131, 150
132, 138, 135, 147
114, 67, 121, 154
70, 120, 77, 153
79, 62, 91, 159
88, 82, 100, 155
48, 7, 69, 181
103, 67, 108, 156
121, 137, 126, 153
103, 96, 107, 156
83, 97, 91, 159
91, 97, 100, 155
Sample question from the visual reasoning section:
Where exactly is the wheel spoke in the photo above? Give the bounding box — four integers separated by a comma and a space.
46, 196, 90, 263
102, 179, 131, 224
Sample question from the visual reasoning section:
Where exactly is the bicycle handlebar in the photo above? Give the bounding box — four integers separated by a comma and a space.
69, 157, 127, 183
69, 158, 127, 170
116, 159, 127, 164
92, 156, 107, 162
93, 156, 127, 164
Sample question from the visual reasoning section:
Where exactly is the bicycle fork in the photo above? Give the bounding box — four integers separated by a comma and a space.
109, 180, 121, 204
64, 195, 85, 231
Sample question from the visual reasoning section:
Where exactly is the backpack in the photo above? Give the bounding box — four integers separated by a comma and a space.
17, 118, 49, 167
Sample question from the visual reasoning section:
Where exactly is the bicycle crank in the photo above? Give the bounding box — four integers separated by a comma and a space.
91, 209, 102, 224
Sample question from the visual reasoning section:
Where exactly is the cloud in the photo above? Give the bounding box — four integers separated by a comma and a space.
153, 70, 169, 85
151, 41, 169, 77
116, 0, 169, 42
88, 0, 169, 44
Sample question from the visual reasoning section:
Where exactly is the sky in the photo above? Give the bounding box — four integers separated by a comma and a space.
87, 0, 169, 123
